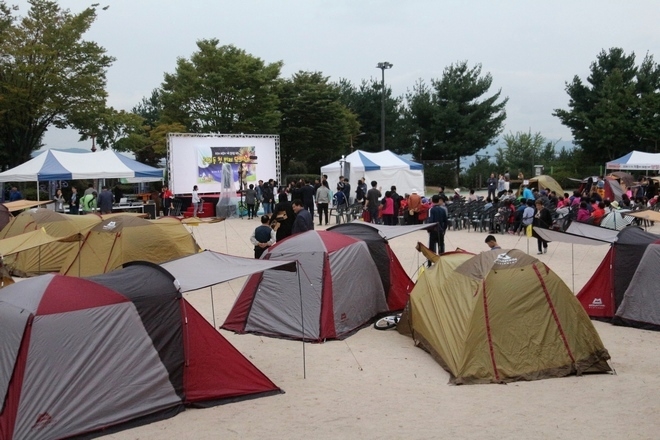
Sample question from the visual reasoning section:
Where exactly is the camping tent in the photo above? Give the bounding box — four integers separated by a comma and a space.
0, 263, 280, 440
0, 150, 163, 182
606, 150, 660, 171
60, 215, 199, 277
399, 249, 611, 384
577, 227, 660, 319
222, 226, 413, 341
0, 208, 101, 276
614, 243, 660, 330
526, 175, 563, 195
320, 150, 424, 198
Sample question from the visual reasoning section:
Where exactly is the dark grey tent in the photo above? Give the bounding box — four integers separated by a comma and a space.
614, 243, 660, 330
0, 263, 281, 440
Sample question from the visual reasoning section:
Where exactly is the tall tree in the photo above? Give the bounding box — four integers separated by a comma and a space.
554, 48, 660, 162
406, 61, 508, 185
0, 0, 114, 168
279, 71, 358, 172
160, 39, 282, 134
337, 78, 401, 153
495, 131, 556, 177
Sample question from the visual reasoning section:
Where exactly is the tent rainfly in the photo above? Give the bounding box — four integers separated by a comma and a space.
0, 263, 281, 440
320, 150, 424, 197
399, 249, 612, 384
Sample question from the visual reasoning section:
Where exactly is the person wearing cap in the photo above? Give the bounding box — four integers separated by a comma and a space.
406, 189, 422, 225
452, 187, 462, 202
485, 235, 501, 250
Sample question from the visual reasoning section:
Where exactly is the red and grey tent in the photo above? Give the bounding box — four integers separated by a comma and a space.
576, 227, 659, 319
223, 226, 414, 342
0, 263, 281, 440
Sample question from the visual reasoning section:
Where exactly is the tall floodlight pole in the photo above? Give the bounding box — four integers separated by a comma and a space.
376, 62, 393, 151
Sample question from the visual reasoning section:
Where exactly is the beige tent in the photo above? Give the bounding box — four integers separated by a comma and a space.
0, 209, 100, 276
400, 249, 611, 384
60, 215, 199, 277
528, 174, 563, 195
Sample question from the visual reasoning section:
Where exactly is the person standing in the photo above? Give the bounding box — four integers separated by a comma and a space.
486, 173, 497, 201
54, 189, 65, 213
244, 184, 258, 219
533, 199, 552, 254
69, 187, 80, 215
8, 187, 22, 201
261, 182, 274, 215
273, 192, 294, 241
291, 199, 314, 234
406, 189, 422, 225
365, 181, 382, 224
192, 185, 201, 217
250, 215, 276, 259
381, 191, 395, 225
390, 186, 401, 223
315, 180, 331, 226
427, 195, 448, 263
98, 186, 114, 215
80, 191, 97, 214
161, 186, 172, 216
300, 179, 315, 218
342, 177, 351, 204
113, 185, 124, 204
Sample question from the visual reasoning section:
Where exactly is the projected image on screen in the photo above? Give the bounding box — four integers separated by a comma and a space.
197, 146, 257, 191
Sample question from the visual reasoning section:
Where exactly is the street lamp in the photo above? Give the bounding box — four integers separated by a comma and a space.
376, 61, 393, 151
349, 132, 366, 152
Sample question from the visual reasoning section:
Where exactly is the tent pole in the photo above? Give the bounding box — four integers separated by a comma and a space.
572, 243, 575, 293
297, 261, 306, 379
210, 285, 216, 328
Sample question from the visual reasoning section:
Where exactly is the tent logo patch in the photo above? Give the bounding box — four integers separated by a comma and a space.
103, 221, 117, 231
495, 253, 518, 266
589, 298, 605, 308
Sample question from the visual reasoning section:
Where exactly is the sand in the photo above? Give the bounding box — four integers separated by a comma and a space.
106, 216, 660, 440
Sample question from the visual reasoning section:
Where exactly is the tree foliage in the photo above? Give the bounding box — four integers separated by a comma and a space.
0, 0, 114, 168
495, 131, 556, 177
278, 71, 358, 172
554, 47, 660, 162
405, 61, 508, 185
160, 39, 282, 134
337, 78, 401, 153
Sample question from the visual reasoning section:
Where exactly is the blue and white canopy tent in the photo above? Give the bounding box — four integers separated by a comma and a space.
320, 150, 425, 197
0, 150, 163, 199
0, 150, 163, 181
606, 150, 660, 171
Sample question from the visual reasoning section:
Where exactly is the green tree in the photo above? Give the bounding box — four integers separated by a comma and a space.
160, 39, 282, 134
0, 0, 114, 168
406, 61, 508, 185
279, 71, 358, 172
495, 131, 556, 177
554, 48, 660, 162
337, 78, 402, 153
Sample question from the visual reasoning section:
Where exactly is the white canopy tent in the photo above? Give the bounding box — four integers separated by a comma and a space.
606, 150, 660, 171
0, 150, 164, 182
320, 150, 425, 198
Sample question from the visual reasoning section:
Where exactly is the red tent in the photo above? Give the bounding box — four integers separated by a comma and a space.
577, 227, 659, 319
0, 263, 280, 440
223, 225, 413, 342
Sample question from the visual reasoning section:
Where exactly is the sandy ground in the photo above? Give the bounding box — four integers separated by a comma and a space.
105, 214, 660, 440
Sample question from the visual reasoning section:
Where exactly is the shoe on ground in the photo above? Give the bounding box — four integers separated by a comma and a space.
543, 248, 547, 254
537, 252, 543, 255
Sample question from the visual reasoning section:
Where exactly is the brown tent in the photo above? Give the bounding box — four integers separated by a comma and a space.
60, 215, 199, 277
400, 249, 611, 384
0, 208, 100, 276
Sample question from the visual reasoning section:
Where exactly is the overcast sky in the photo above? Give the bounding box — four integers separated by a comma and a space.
15, 0, 660, 151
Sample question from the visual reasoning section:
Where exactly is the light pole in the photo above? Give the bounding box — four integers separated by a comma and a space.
376, 61, 393, 151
